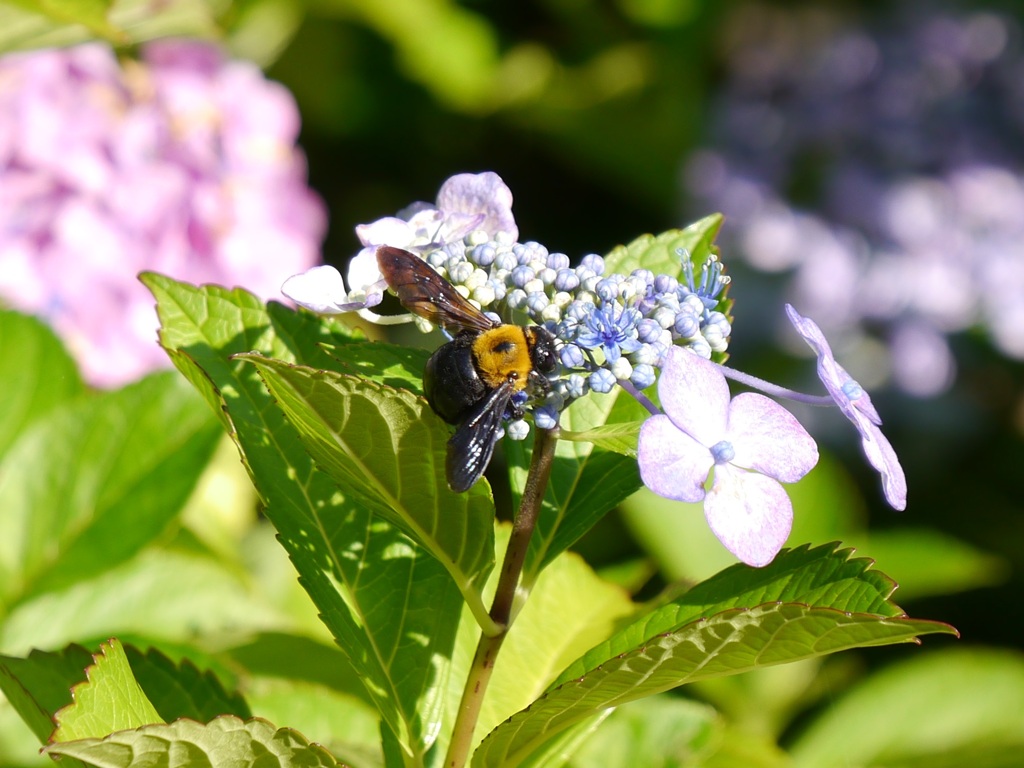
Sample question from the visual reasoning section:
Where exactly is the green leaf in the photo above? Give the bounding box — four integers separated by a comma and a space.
565, 695, 720, 768
122, 645, 251, 723
328, 0, 500, 111
143, 274, 467, 761
0, 645, 93, 744
0, 310, 84, 460
790, 648, 1024, 768
318, 338, 430, 396
850, 528, 1008, 601
0, 0, 226, 53
53, 639, 163, 742
508, 388, 647, 585
558, 420, 642, 457
473, 544, 956, 767
0, 372, 222, 603
46, 715, 343, 767
1, 0, 123, 44
476, 548, 633, 745
0, 549, 284, 659
227, 632, 371, 705
243, 676, 382, 768
603, 216, 723, 277
236, 355, 496, 621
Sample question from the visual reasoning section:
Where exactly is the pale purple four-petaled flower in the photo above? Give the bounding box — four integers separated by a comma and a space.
638, 346, 819, 567
785, 304, 907, 511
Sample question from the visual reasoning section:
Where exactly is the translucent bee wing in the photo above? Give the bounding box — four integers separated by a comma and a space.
376, 246, 497, 334
446, 381, 514, 492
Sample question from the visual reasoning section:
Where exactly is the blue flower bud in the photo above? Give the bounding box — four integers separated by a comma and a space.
448, 260, 474, 285
471, 242, 498, 266
507, 288, 528, 310
637, 318, 662, 343
630, 363, 656, 390
526, 291, 550, 314
537, 267, 557, 286
547, 252, 570, 270
589, 368, 616, 394
688, 337, 712, 359
495, 252, 518, 272
565, 373, 587, 399
674, 311, 699, 338
507, 419, 530, 441
596, 278, 619, 303
510, 264, 535, 288
560, 343, 585, 368
533, 405, 559, 430
631, 342, 659, 366
581, 253, 605, 275
514, 241, 548, 264
554, 268, 580, 292
653, 274, 678, 294
487, 278, 507, 302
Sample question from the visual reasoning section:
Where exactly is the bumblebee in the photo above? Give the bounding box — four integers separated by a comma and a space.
376, 246, 558, 492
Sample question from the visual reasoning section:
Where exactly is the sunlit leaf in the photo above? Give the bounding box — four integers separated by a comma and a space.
53, 639, 163, 742
144, 274, 467, 760
46, 715, 343, 767
0, 373, 221, 604
603, 216, 724, 277
236, 355, 496, 615
0, 310, 84, 460
0, 644, 93, 744
474, 544, 956, 767
790, 648, 1024, 768
0, 0, 226, 52
508, 387, 647, 585
122, 645, 250, 723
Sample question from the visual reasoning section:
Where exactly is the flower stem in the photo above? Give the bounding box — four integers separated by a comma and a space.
716, 363, 835, 406
617, 377, 660, 415
444, 426, 559, 768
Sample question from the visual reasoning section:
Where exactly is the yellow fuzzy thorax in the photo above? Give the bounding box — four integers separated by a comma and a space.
471, 326, 533, 390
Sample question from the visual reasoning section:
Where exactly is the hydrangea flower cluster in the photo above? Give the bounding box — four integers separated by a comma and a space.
420, 233, 731, 415
0, 40, 326, 387
685, 5, 1024, 396
286, 171, 905, 567
284, 172, 732, 430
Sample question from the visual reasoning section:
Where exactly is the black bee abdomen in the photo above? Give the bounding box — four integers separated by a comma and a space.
424, 333, 489, 425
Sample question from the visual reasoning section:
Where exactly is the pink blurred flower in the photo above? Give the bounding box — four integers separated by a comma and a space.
0, 40, 326, 387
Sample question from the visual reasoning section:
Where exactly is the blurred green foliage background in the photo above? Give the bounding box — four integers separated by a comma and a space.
2, 0, 1023, 763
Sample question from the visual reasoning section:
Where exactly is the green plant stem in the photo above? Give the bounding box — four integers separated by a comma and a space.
444, 426, 559, 768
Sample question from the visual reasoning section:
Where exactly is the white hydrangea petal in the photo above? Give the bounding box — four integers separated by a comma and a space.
637, 415, 712, 503
436, 171, 518, 239
704, 465, 793, 567
281, 265, 348, 313
355, 216, 417, 247
657, 346, 730, 446
347, 247, 385, 293
857, 414, 908, 510
727, 392, 818, 483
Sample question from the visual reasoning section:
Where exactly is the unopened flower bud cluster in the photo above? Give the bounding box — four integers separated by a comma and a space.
416, 230, 732, 434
